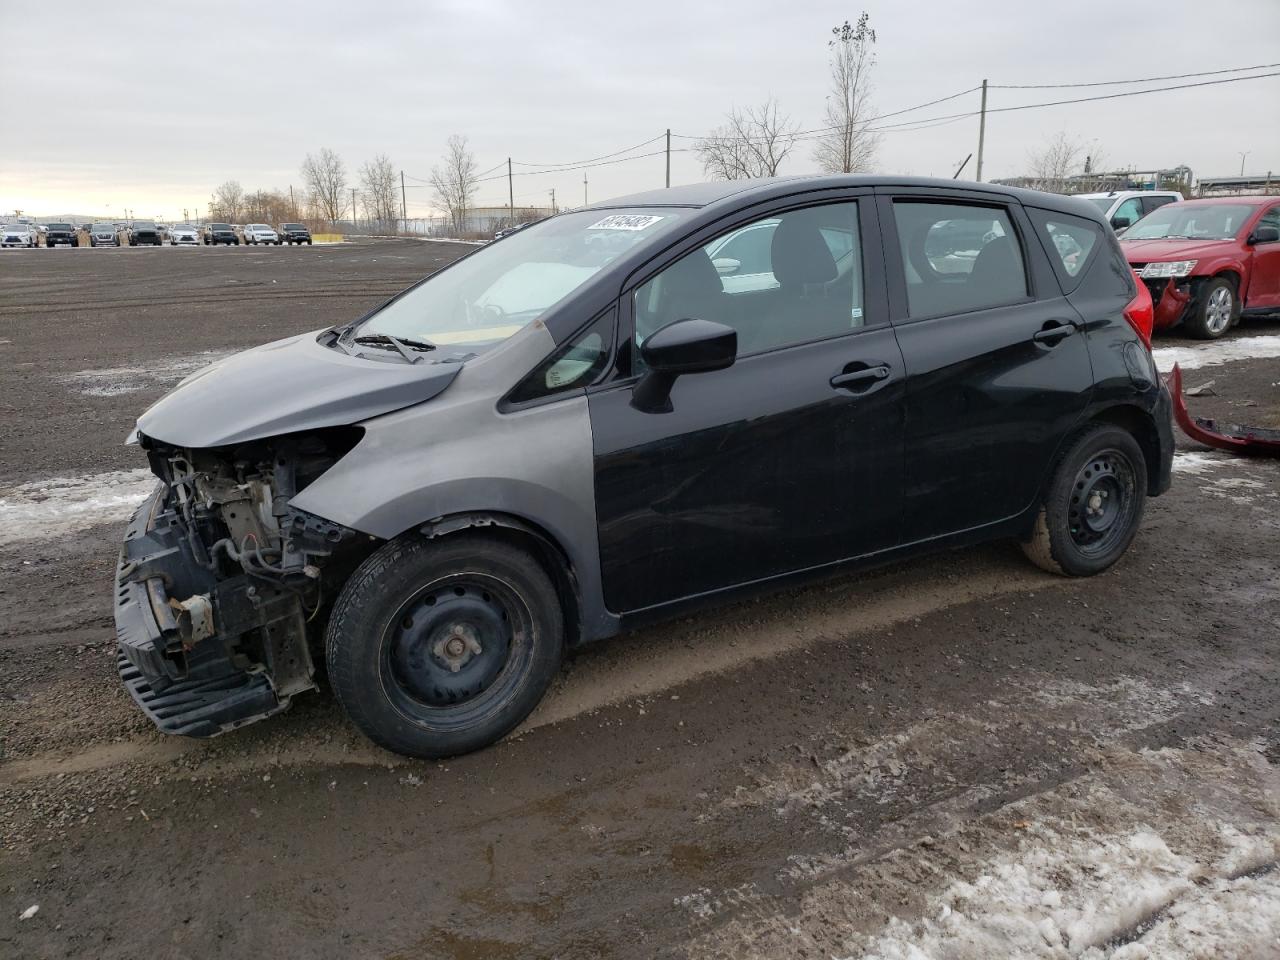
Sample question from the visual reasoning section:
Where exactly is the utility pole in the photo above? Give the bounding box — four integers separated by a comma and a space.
665, 128, 671, 188
351, 188, 357, 229
289, 184, 295, 217
507, 158, 514, 223
1239, 151, 1250, 176
975, 80, 988, 182
584, 173, 588, 206
400, 170, 407, 228
550, 188, 556, 214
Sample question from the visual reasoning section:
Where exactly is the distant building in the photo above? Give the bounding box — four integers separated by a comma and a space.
1196, 173, 1279, 196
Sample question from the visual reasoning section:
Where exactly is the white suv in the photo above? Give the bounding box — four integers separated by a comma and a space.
243, 224, 280, 245
1074, 191, 1182, 234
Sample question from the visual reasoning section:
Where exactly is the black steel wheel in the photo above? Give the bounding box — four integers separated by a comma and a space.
326, 534, 564, 758
1022, 424, 1147, 576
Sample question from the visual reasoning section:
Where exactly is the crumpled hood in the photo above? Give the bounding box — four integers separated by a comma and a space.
136, 330, 461, 448
1120, 237, 1236, 263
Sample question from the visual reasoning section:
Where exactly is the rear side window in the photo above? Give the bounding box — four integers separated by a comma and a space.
1029, 210, 1102, 290
892, 201, 1029, 317
1142, 195, 1177, 215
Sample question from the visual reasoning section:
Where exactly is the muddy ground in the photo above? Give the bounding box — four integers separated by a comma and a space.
1, 242, 1278, 959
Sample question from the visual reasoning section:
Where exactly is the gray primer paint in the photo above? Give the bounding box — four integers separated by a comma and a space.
136, 332, 460, 447
290, 321, 616, 640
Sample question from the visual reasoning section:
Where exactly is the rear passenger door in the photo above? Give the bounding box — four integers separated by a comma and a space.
878, 190, 1093, 543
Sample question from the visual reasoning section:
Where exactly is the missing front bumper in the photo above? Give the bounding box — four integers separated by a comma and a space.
114, 488, 316, 737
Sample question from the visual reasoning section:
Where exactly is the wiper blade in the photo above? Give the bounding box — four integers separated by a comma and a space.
352, 333, 436, 364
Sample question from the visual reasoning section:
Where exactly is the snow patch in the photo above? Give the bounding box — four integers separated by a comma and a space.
56, 351, 230, 397
1152, 335, 1280, 373
0, 469, 155, 545
1171, 451, 1239, 474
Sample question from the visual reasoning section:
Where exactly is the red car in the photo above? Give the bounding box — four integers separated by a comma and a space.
1120, 196, 1280, 339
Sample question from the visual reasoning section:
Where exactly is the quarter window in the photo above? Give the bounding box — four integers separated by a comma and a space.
892, 201, 1029, 317
1031, 210, 1101, 285
506, 311, 614, 405
634, 202, 864, 361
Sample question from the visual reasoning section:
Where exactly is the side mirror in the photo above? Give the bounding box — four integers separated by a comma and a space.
631, 318, 737, 414
1111, 215, 1132, 230
1249, 226, 1280, 245
712, 257, 741, 276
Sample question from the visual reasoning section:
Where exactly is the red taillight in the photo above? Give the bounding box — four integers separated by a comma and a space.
1124, 271, 1154, 350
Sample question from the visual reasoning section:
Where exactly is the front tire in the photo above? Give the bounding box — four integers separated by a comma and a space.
1185, 277, 1236, 340
326, 535, 565, 759
1021, 424, 1147, 577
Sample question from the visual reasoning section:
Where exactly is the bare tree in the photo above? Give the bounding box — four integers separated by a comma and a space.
360, 154, 400, 230
813, 14, 881, 174
300, 148, 347, 223
696, 98, 799, 180
212, 180, 245, 221
1027, 132, 1085, 194
430, 135, 479, 235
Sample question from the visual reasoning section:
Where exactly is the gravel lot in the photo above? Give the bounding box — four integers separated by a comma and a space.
1, 241, 1278, 958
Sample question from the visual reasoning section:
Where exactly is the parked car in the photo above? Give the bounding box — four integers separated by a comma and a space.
126, 221, 163, 246
115, 176, 1172, 759
1, 223, 36, 247
278, 222, 312, 245
44, 222, 79, 247
1120, 196, 1280, 339
1075, 191, 1182, 234
244, 223, 281, 245
168, 224, 199, 246
89, 222, 120, 247
203, 222, 239, 245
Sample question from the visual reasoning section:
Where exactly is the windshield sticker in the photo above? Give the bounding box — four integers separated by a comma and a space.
587, 214, 665, 231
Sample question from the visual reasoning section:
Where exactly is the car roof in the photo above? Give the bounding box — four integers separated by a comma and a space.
588, 174, 1107, 218
1160, 196, 1275, 207
1073, 190, 1180, 199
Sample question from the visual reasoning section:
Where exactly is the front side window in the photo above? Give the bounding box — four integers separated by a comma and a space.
354, 208, 684, 359
1255, 206, 1280, 238
1111, 198, 1142, 226
893, 201, 1028, 317
633, 201, 864, 361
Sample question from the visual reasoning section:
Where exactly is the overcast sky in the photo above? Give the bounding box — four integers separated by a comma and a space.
3, 0, 1278, 220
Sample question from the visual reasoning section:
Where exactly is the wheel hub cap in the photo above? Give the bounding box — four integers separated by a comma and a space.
1068, 450, 1135, 553
388, 586, 511, 706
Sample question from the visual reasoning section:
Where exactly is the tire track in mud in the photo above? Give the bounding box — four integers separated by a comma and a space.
0, 553, 1070, 785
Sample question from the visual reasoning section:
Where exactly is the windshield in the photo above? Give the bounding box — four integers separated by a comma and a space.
134, 221, 156, 229
92, 223, 113, 231
283, 223, 304, 230
48, 223, 72, 230
210, 223, 232, 230
173, 224, 194, 231
249, 224, 268, 230
1124, 203, 1255, 241
4, 224, 27, 232
352, 209, 686, 355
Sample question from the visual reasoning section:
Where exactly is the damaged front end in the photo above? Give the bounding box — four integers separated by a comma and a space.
115, 427, 372, 736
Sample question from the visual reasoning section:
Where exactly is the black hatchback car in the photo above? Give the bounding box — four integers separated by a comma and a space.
115, 176, 1172, 759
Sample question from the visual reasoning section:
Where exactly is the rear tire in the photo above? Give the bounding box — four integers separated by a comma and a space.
1021, 424, 1147, 577
1184, 277, 1236, 340
326, 535, 565, 759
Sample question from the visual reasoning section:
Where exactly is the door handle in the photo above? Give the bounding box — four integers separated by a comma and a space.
1032, 321, 1077, 345
830, 364, 891, 390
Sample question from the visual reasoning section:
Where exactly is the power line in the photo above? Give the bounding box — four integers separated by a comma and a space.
861, 70, 1280, 129
510, 134, 665, 169
990, 62, 1280, 89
